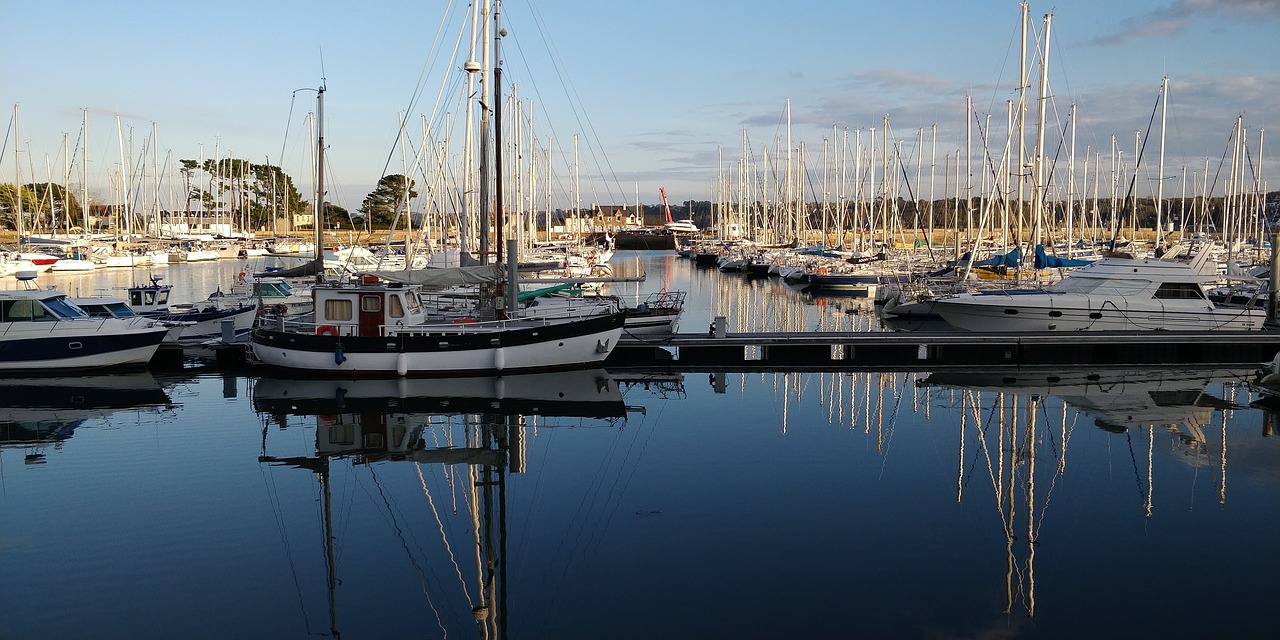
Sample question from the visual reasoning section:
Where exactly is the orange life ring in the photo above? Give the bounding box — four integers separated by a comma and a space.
816, 267, 830, 276
237, 271, 247, 283
316, 325, 338, 336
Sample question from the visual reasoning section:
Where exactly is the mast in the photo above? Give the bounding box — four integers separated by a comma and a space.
1017, 1, 1029, 253
14, 104, 23, 240
494, 0, 505, 265
1031, 11, 1052, 253
478, 0, 493, 266
1156, 76, 1168, 250
315, 83, 326, 279
82, 109, 89, 235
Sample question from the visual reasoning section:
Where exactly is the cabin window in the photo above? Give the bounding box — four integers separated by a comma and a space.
144, 291, 157, 305
156, 289, 169, 305
107, 302, 136, 317
362, 295, 382, 313
388, 294, 405, 318
80, 304, 109, 318
324, 298, 353, 321
1154, 282, 1206, 300
2, 299, 52, 322
405, 292, 422, 314
130, 291, 144, 306
44, 297, 85, 320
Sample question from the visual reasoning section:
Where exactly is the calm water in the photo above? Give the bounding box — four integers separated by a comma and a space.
2, 253, 1278, 640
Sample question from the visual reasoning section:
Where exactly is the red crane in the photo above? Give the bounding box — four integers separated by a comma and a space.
659, 187, 673, 224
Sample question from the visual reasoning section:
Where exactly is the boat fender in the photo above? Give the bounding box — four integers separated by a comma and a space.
334, 387, 347, 409
493, 348, 505, 371
317, 325, 338, 336
334, 344, 347, 365
396, 352, 408, 376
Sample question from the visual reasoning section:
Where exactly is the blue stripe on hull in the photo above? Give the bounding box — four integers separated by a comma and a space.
0, 329, 167, 370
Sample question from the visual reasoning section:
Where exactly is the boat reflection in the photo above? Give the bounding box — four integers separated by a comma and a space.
0, 373, 176, 463
919, 366, 1251, 618
921, 366, 1248, 436
252, 368, 626, 639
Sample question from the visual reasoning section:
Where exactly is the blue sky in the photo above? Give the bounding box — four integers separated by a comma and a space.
3, 0, 1276, 214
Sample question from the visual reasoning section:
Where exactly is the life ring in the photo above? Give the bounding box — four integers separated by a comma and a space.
816, 267, 830, 276
237, 271, 247, 283
316, 325, 338, 336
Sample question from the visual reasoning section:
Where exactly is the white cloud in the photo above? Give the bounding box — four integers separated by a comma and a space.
1094, 0, 1279, 45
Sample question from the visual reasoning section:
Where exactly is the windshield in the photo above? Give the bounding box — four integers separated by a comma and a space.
44, 295, 90, 319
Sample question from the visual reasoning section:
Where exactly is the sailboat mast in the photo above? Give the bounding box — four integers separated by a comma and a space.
1017, 1, 1028, 252
1032, 11, 1052, 251
494, 0, 505, 265
1156, 76, 1168, 250
82, 109, 89, 235
315, 84, 325, 277
13, 105, 24, 241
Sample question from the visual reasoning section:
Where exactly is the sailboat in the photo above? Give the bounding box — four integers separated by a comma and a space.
249, 79, 625, 377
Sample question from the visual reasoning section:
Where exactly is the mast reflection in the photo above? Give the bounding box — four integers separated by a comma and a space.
253, 369, 626, 639
920, 366, 1250, 618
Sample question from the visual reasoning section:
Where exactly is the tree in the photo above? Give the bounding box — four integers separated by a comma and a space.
0, 183, 41, 231
359, 174, 417, 228
179, 157, 306, 231
322, 202, 350, 229
28, 183, 84, 231
179, 159, 199, 213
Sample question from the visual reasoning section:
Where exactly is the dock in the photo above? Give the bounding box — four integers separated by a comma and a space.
608, 326, 1280, 371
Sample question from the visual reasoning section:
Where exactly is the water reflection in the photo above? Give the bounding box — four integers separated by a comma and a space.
0, 373, 177, 463
919, 365, 1253, 618
251, 369, 628, 639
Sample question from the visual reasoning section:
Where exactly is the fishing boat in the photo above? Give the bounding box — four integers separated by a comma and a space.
248, 85, 626, 377
619, 289, 685, 334
929, 242, 1267, 331
250, 270, 625, 377
0, 273, 170, 372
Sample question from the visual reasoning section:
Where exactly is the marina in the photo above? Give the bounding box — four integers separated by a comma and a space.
1, 252, 1278, 639
4, 1, 1278, 637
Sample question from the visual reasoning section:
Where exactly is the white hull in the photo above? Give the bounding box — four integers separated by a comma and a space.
250, 320, 623, 376
623, 314, 679, 334
931, 244, 1268, 332
0, 319, 169, 372
49, 259, 98, 272
933, 294, 1266, 331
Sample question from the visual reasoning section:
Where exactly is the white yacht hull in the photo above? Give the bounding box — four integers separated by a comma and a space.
0, 320, 169, 372
933, 292, 1267, 331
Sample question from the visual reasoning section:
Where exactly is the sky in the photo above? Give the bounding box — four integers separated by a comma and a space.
2, 0, 1277, 216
